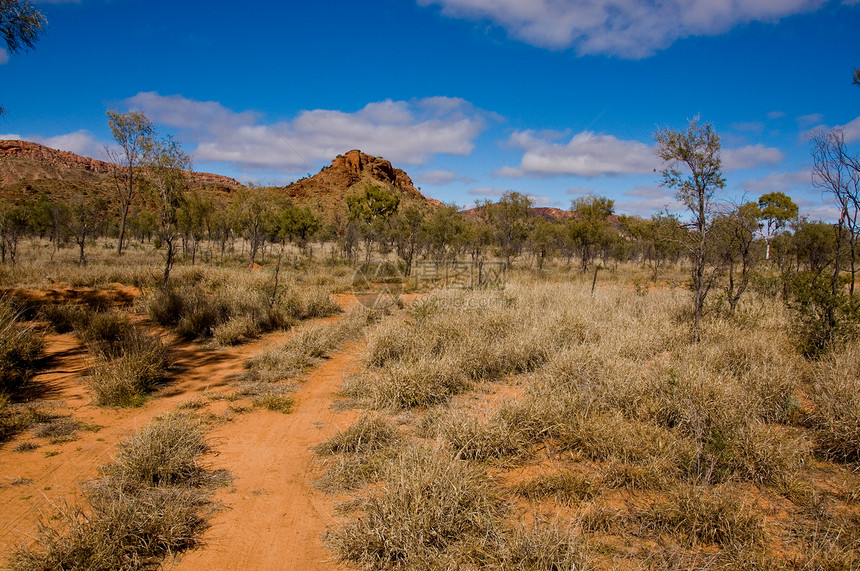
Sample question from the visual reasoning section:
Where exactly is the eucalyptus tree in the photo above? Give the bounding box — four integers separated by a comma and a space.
106, 111, 155, 255
757, 191, 798, 260
655, 116, 725, 339
146, 136, 191, 288
812, 129, 859, 298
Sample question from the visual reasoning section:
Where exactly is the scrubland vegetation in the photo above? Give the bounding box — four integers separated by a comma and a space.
322, 275, 860, 569
0, 114, 859, 569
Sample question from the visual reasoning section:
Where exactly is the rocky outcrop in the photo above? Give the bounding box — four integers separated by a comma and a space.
283, 149, 443, 209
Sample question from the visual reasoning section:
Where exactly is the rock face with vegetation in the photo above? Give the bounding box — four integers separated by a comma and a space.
280, 149, 443, 221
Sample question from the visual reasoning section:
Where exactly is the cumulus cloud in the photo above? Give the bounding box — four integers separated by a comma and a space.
498, 129, 783, 179
797, 113, 825, 127
124, 92, 489, 173
498, 130, 655, 178
722, 144, 784, 170
39, 130, 102, 157
418, 169, 474, 185
616, 185, 683, 217
740, 170, 811, 194
834, 116, 860, 143
418, 0, 825, 58
731, 121, 765, 134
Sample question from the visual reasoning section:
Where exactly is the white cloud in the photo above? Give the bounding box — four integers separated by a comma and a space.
499, 129, 655, 178
566, 186, 594, 195
498, 129, 782, 178
740, 170, 811, 194
731, 121, 765, 134
834, 116, 860, 143
38, 130, 102, 157
418, 169, 474, 185
0, 49, 8, 65
767, 111, 786, 120
617, 185, 683, 217
0, 133, 22, 140
418, 0, 825, 58
797, 113, 825, 126
722, 144, 784, 171
124, 92, 489, 173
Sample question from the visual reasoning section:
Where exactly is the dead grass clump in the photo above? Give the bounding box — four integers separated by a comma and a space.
252, 392, 294, 413
0, 300, 44, 395
344, 355, 469, 409
32, 416, 96, 444
0, 396, 51, 442
432, 407, 531, 461
513, 472, 599, 506
102, 412, 207, 487
810, 340, 860, 462
73, 310, 131, 358
495, 520, 593, 570
38, 303, 90, 334
245, 306, 372, 383
9, 486, 208, 571
144, 279, 339, 343
325, 447, 503, 568
9, 412, 216, 571
315, 414, 400, 492
86, 330, 169, 407
642, 486, 763, 548
316, 413, 399, 456
794, 513, 860, 570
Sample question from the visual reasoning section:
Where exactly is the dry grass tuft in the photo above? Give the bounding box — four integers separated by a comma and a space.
9, 412, 217, 571
642, 486, 763, 548
325, 446, 503, 568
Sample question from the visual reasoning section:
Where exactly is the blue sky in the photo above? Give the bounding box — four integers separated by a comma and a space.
1, 0, 859, 220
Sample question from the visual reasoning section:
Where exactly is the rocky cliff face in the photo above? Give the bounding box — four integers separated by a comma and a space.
0, 139, 242, 187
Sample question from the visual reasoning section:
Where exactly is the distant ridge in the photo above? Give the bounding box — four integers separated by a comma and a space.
0, 142, 445, 223
0, 140, 242, 187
